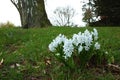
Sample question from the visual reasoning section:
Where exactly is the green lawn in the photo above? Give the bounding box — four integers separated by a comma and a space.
0, 27, 120, 80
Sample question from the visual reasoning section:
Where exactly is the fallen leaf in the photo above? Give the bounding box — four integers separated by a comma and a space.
0, 58, 4, 66
45, 57, 51, 65
16, 63, 21, 67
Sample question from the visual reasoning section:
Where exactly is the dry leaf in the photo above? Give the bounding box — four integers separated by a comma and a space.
107, 64, 120, 74
0, 58, 4, 66
16, 63, 20, 67
45, 57, 51, 65
10, 64, 15, 68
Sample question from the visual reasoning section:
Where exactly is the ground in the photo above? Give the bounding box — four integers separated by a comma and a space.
0, 27, 120, 80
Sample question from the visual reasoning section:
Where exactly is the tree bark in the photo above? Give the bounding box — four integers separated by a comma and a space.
11, 0, 51, 28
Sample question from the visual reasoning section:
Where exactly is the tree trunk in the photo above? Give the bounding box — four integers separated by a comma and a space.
11, 0, 51, 28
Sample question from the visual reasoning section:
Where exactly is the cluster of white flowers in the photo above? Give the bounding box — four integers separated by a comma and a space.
63, 39, 74, 59
49, 34, 67, 52
72, 29, 93, 51
49, 28, 101, 59
72, 28, 100, 52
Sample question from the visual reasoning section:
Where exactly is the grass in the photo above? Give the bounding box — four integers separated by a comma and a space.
0, 27, 120, 80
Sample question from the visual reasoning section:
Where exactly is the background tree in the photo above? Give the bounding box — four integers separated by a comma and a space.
11, 0, 51, 28
91, 0, 120, 26
82, 8, 94, 26
0, 21, 15, 28
82, 0, 96, 26
53, 6, 76, 27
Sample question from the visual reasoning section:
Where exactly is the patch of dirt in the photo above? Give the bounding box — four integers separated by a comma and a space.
89, 64, 120, 79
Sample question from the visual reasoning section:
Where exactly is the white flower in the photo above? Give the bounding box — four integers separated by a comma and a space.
63, 39, 74, 59
93, 28, 98, 40
49, 34, 67, 52
94, 42, 100, 50
56, 53, 60, 56
49, 42, 57, 52
78, 45, 83, 53
54, 34, 67, 44
84, 34, 93, 47
105, 51, 108, 54
72, 32, 85, 46
84, 29, 91, 37
81, 29, 93, 47
84, 46, 90, 51
77, 33, 85, 44
72, 34, 79, 46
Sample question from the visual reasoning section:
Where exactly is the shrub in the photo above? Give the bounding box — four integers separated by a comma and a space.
48, 28, 113, 70
0, 21, 15, 28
